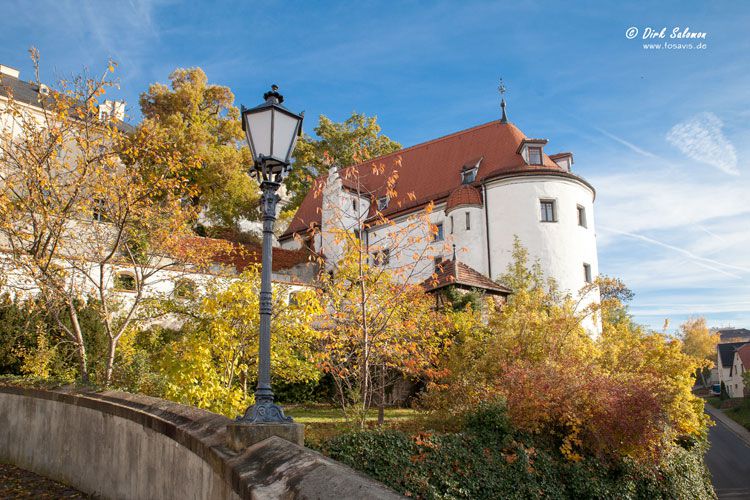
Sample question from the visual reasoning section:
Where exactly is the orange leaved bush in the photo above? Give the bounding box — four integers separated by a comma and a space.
423, 239, 708, 463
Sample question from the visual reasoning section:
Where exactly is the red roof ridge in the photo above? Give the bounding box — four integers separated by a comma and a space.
340, 119, 511, 174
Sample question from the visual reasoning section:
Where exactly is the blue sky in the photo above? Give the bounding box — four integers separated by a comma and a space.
2, 0, 749, 332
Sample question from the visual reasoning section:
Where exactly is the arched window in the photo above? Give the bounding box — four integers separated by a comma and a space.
174, 278, 197, 300
114, 272, 136, 292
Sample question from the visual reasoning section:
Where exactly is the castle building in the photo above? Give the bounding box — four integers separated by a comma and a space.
280, 102, 601, 333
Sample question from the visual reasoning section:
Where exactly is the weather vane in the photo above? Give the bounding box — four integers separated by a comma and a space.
498, 78, 508, 123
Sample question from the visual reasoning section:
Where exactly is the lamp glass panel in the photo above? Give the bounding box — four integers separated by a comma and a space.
245, 108, 273, 160
271, 109, 301, 162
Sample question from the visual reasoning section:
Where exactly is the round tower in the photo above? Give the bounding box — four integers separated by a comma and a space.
444, 185, 486, 275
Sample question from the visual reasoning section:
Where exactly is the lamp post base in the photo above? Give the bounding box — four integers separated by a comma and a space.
226, 422, 305, 451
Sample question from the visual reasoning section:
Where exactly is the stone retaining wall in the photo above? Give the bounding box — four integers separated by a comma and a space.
0, 384, 401, 500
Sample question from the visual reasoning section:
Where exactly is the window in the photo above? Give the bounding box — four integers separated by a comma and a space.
540, 200, 556, 222
114, 272, 136, 292
372, 249, 390, 266
461, 167, 477, 184
433, 222, 444, 241
577, 205, 587, 228
92, 198, 106, 222
352, 229, 361, 240
377, 195, 389, 211
174, 278, 196, 300
583, 263, 592, 283
450, 215, 454, 234
352, 198, 358, 212
465, 211, 471, 231
528, 147, 543, 165
434, 256, 444, 274
288, 291, 301, 306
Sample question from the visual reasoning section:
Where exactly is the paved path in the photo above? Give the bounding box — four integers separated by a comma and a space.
0, 463, 88, 499
705, 405, 750, 499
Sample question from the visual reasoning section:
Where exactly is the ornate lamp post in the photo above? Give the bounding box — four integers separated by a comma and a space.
234, 86, 303, 430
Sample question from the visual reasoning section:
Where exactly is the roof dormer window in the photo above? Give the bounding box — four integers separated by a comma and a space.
377, 195, 389, 211
528, 147, 542, 165
517, 139, 548, 166
461, 167, 477, 184
550, 152, 574, 171
460, 157, 482, 184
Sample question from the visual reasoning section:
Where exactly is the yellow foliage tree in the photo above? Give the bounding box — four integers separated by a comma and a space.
158, 267, 323, 417
679, 317, 719, 387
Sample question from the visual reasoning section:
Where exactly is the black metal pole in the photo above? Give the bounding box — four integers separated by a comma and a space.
236, 176, 292, 424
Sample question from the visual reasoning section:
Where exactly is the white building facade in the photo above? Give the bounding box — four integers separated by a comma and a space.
280, 113, 601, 334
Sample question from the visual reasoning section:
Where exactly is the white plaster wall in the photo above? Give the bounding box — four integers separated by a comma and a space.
320, 169, 370, 268
367, 205, 451, 284
446, 205, 487, 275
485, 175, 600, 334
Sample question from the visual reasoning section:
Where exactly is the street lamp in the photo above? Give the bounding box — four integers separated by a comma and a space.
237, 85, 303, 425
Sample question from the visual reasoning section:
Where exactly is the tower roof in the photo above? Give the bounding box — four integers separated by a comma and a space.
445, 185, 482, 212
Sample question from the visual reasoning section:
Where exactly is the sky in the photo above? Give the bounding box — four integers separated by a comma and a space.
1, 0, 748, 332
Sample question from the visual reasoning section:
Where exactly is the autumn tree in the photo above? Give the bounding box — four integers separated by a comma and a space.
0, 51, 213, 384
307, 156, 450, 427
156, 267, 323, 416
285, 112, 401, 211
679, 317, 719, 387
139, 67, 258, 230
424, 239, 708, 462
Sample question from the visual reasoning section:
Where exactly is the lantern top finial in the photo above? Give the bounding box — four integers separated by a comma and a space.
263, 84, 284, 104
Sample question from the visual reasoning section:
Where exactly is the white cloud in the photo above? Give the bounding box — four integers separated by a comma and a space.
666, 112, 739, 175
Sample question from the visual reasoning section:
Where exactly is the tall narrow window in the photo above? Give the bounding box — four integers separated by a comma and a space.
465, 211, 471, 230
583, 263, 592, 283
433, 222, 444, 241
450, 215, 454, 234
528, 147, 543, 165
577, 205, 587, 228
92, 198, 106, 222
352, 198, 358, 212
540, 200, 556, 222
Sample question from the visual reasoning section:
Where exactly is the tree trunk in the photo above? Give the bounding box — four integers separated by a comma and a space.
67, 302, 89, 382
377, 364, 385, 426
105, 337, 117, 386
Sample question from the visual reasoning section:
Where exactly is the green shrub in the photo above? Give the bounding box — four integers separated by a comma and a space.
322, 405, 716, 499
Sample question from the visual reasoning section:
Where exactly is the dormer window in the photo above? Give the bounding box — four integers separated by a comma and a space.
461, 167, 477, 184
517, 139, 548, 165
551, 152, 574, 171
528, 147, 542, 165
460, 157, 482, 184
377, 195, 389, 211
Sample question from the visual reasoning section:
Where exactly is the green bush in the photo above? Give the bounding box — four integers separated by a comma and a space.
322, 405, 715, 499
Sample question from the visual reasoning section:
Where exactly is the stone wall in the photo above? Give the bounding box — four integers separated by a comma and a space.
0, 384, 401, 500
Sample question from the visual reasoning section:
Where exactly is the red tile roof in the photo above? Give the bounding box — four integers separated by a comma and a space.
282, 119, 586, 239
180, 236, 314, 273
421, 259, 511, 295
445, 185, 482, 211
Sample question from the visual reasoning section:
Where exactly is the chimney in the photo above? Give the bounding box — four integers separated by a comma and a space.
0, 65, 20, 79
98, 99, 126, 121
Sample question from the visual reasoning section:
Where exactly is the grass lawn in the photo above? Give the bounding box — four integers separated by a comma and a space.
283, 405, 422, 446
722, 398, 750, 430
